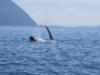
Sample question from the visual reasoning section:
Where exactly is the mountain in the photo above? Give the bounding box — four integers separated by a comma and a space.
0, 0, 37, 26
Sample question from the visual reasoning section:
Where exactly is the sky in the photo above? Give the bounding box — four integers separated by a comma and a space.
13, 0, 100, 27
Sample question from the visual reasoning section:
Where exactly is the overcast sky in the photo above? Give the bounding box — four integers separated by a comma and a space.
13, 0, 100, 27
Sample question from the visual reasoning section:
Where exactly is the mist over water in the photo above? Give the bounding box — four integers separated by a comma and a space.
0, 26, 100, 75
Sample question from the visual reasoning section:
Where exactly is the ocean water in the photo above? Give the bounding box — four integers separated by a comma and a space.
0, 26, 100, 75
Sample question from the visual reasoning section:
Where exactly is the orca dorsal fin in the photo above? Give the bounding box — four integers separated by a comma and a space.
45, 26, 54, 40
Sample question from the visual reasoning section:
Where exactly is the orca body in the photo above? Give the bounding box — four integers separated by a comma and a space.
29, 36, 46, 42
29, 26, 55, 43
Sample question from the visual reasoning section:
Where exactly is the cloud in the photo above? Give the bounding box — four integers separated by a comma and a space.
67, 8, 77, 11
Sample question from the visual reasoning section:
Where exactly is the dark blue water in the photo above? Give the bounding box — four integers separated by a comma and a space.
0, 26, 100, 75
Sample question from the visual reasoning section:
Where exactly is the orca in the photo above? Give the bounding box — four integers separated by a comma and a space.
29, 26, 54, 42
29, 36, 36, 42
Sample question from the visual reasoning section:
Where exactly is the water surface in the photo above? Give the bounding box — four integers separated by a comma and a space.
0, 26, 100, 75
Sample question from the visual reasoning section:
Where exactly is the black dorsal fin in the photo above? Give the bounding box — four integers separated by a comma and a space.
45, 26, 54, 40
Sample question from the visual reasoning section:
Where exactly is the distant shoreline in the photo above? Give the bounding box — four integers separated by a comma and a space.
0, 25, 99, 29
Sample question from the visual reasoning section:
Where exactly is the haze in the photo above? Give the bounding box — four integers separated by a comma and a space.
13, 0, 100, 27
